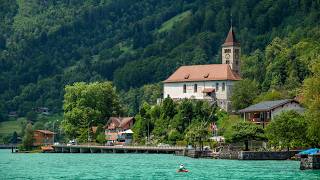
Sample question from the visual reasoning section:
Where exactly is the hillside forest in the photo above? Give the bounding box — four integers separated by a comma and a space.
0, 0, 319, 145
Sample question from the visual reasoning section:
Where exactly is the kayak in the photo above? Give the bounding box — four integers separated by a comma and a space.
177, 169, 189, 173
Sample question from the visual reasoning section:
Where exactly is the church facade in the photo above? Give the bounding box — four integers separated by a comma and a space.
163, 27, 241, 112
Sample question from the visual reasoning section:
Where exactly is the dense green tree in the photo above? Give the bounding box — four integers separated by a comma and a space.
227, 121, 265, 151
253, 90, 285, 104
11, 131, 18, 144
62, 82, 122, 142
302, 59, 320, 147
185, 121, 210, 151
266, 111, 308, 150
231, 79, 260, 110
26, 111, 38, 122
22, 123, 34, 150
96, 132, 106, 145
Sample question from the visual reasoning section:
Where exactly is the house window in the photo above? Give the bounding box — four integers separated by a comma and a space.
194, 84, 197, 93
216, 83, 219, 91
183, 84, 186, 93
224, 49, 231, 53
222, 82, 225, 91
236, 60, 239, 65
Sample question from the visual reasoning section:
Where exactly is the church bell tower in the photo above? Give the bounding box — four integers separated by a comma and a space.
221, 26, 241, 75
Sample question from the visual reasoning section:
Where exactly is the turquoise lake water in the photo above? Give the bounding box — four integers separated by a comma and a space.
0, 149, 319, 179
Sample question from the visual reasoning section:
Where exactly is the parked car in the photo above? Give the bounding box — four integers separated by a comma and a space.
67, 139, 77, 146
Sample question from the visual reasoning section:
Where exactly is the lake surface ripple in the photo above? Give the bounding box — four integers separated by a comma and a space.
0, 150, 319, 179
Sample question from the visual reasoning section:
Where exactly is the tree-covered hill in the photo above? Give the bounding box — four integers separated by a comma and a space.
0, 0, 319, 118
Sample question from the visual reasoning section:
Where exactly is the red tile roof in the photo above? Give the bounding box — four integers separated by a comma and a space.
106, 117, 134, 130
163, 64, 241, 83
223, 26, 240, 47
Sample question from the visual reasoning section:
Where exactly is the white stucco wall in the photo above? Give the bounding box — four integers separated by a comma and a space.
271, 102, 305, 119
163, 80, 235, 101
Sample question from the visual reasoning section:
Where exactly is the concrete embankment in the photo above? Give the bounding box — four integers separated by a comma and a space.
238, 151, 300, 160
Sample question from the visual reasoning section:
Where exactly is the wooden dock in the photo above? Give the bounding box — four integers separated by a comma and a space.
53, 145, 186, 154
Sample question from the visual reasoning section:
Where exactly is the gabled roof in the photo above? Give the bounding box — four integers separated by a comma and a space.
239, 99, 299, 113
106, 117, 134, 130
222, 26, 240, 47
163, 64, 241, 83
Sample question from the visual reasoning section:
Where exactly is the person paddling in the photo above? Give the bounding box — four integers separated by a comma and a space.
179, 164, 187, 171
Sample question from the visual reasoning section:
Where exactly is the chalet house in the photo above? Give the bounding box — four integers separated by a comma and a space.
239, 99, 305, 128
105, 117, 135, 145
163, 26, 241, 111
33, 130, 55, 146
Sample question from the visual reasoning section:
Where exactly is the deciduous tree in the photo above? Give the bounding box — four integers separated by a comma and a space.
227, 121, 265, 151
62, 82, 122, 142
266, 110, 308, 150
231, 79, 260, 110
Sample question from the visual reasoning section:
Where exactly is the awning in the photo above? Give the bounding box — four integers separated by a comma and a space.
202, 88, 215, 93
298, 148, 320, 155
122, 129, 134, 134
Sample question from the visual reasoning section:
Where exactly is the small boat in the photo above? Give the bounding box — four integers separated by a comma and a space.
177, 169, 189, 173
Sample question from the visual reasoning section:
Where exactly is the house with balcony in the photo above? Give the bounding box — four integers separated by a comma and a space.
238, 99, 305, 128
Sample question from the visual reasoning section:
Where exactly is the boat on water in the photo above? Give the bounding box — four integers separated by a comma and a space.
177, 169, 189, 173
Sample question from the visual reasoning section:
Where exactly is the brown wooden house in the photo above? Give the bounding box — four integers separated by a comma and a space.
33, 130, 55, 146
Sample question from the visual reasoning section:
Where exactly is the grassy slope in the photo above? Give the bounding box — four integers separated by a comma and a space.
0, 118, 26, 138
0, 114, 63, 136
157, 10, 191, 33
0, 118, 26, 135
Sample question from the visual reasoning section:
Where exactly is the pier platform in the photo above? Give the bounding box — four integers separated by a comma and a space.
53, 145, 186, 154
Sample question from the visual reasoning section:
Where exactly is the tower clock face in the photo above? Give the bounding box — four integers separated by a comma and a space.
225, 54, 230, 59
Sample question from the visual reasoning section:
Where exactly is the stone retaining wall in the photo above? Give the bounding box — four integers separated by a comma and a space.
300, 154, 320, 170
238, 151, 299, 160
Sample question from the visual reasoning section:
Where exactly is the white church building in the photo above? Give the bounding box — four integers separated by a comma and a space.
163, 26, 241, 111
